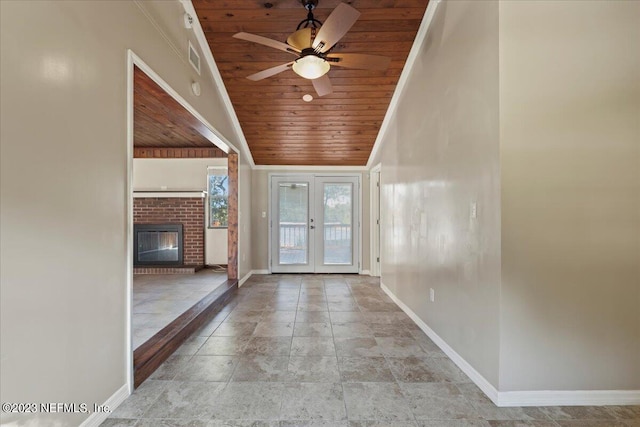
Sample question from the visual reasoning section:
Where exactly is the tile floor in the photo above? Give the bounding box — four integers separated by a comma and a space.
107, 274, 640, 426
132, 269, 227, 349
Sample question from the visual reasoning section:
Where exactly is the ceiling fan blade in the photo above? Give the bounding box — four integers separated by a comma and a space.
233, 32, 300, 55
312, 74, 333, 97
312, 3, 361, 53
246, 62, 294, 81
326, 53, 391, 71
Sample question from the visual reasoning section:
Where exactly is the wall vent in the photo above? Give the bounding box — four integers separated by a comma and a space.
188, 40, 201, 75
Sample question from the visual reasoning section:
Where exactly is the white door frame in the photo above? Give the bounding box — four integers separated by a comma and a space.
268, 172, 362, 274
126, 50, 239, 391
369, 163, 381, 277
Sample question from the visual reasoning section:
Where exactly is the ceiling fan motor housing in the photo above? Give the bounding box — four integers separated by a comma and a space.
297, 0, 322, 29
299, 47, 322, 58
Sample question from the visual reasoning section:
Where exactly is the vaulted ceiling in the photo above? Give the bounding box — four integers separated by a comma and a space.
192, 0, 429, 166
134, 66, 227, 158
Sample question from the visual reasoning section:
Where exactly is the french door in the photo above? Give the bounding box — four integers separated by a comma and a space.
270, 174, 359, 273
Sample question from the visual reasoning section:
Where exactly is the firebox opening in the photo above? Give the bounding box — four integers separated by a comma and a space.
133, 224, 184, 266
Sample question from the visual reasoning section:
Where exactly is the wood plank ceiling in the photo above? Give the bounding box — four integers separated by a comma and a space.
134, 66, 227, 158
193, 0, 429, 166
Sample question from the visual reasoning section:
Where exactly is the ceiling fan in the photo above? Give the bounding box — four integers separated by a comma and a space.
233, 0, 391, 97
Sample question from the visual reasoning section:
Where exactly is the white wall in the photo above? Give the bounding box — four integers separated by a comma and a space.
499, 0, 640, 391
0, 1, 249, 425
133, 158, 228, 265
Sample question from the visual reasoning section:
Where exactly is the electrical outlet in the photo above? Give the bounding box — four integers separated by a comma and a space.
261, 211, 266, 218
429, 288, 435, 302
470, 201, 477, 219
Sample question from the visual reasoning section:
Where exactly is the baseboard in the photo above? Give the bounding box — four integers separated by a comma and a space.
79, 384, 129, 427
359, 270, 371, 276
380, 282, 640, 407
497, 390, 640, 407
239, 270, 253, 287
239, 270, 270, 287
380, 282, 500, 405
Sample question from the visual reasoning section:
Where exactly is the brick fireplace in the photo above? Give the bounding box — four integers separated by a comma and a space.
133, 195, 205, 274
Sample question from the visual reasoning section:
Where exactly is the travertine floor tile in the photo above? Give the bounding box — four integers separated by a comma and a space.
107, 274, 634, 427
281, 382, 347, 421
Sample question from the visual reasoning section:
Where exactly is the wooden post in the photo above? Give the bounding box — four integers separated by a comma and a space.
227, 152, 238, 280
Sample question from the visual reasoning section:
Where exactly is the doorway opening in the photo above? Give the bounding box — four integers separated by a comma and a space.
127, 52, 239, 389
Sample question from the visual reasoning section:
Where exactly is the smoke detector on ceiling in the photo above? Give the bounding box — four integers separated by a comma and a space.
191, 81, 201, 96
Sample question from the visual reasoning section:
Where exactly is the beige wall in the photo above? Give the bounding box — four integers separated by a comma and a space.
0, 1, 249, 425
239, 158, 253, 280
133, 158, 226, 191
377, 0, 639, 394
499, 0, 640, 391
133, 158, 228, 265
378, 0, 501, 386
251, 169, 370, 273
251, 170, 271, 271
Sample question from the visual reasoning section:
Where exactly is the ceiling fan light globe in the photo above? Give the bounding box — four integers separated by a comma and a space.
292, 55, 330, 80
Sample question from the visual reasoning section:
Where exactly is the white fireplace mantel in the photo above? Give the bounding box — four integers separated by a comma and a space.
133, 190, 206, 198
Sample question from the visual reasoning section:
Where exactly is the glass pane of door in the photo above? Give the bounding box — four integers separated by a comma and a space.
322, 183, 353, 265
278, 182, 309, 265
314, 176, 359, 274
271, 175, 358, 274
